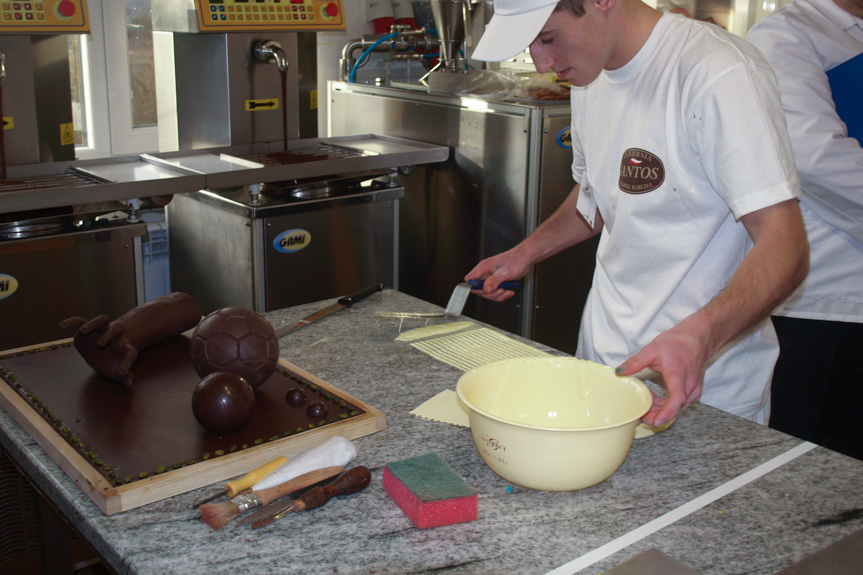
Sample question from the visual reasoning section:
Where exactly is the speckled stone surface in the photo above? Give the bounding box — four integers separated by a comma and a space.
1, 289, 862, 575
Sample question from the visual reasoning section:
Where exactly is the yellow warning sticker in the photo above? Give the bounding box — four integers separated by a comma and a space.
3, 117, 13, 130
310, 90, 318, 110
60, 122, 75, 146
245, 99, 279, 111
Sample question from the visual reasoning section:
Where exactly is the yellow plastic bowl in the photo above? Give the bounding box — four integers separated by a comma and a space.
456, 357, 653, 491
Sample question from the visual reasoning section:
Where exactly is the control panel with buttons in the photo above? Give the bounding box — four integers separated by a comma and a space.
0, 0, 89, 33
194, 0, 345, 31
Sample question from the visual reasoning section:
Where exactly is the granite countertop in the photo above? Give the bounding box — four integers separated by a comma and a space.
1, 289, 862, 575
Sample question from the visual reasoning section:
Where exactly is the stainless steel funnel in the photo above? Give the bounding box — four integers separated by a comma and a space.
430, 0, 475, 71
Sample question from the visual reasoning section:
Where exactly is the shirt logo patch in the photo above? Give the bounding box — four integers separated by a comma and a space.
619, 148, 665, 194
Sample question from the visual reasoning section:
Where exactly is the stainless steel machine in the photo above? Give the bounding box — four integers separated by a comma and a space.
150, 0, 330, 149
329, 0, 596, 354
0, 0, 447, 349
158, 135, 446, 314
151, 0, 448, 314
0, 1, 160, 352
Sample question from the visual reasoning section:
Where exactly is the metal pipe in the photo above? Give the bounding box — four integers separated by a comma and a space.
341, 37, 387, 81
340, 33, 441, 81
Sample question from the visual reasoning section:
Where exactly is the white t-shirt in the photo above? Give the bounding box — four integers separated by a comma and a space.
747, 0, 863, 323
570, 13, 801, 423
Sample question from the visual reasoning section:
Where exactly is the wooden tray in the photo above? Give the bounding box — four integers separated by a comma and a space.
0, 338, 385, 515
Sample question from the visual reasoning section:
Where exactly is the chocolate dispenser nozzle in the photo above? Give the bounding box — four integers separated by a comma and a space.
253, 39, 289, 73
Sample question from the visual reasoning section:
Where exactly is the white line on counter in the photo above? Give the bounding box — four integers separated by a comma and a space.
544, 441, 818, 575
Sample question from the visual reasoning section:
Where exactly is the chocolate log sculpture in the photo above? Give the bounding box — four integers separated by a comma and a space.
60, 292, 202, 387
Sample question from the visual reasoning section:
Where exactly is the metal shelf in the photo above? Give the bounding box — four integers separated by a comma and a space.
0, 135, 448, 215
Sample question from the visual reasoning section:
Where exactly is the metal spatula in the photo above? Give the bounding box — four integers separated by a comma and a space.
376, 280, 519, 320
377, 283, 473, 319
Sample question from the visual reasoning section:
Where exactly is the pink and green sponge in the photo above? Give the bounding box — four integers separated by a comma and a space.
383, 453, 478, 529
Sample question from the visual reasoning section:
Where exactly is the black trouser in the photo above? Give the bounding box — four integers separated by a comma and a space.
770, 316, 863, 461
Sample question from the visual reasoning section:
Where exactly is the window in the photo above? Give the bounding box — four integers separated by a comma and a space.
68, 35, 87, 147
126, 0, 158, 129
71, 0, 158, 159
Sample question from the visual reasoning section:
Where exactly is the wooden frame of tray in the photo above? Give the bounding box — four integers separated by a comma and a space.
0, 339, 386, 515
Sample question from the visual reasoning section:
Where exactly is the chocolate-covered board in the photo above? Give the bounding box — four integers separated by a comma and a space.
0, 335, 385, 515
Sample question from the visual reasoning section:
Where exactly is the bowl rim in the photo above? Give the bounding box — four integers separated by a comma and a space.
455, 356, 653, 432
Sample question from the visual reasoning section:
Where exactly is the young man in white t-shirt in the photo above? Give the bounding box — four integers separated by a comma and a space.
465, 0, 809, 428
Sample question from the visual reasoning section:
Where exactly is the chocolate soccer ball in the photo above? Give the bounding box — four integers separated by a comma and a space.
190, 307, 279, 389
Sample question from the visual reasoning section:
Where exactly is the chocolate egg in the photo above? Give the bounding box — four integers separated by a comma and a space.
191, 372, 256, 434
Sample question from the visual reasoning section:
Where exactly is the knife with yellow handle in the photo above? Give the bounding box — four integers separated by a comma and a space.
247, 466, 372, 529
192, 456, 287, 508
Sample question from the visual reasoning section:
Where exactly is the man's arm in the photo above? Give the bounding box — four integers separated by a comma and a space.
466, 183, 603, 300
747, 20, 863, 243
617, 199, 809, 426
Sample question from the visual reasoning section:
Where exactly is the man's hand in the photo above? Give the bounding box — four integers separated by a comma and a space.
615, 319, 709, 427
618, 199, 809, 426
465, 247, 531, 302
466, 182, 603, 302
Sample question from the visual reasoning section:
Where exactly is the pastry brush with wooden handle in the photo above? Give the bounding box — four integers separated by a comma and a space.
199, 465, 344, 530
250, 466, 371, 529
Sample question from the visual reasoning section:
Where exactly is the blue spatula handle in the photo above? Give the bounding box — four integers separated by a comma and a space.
467, 279, 519, 290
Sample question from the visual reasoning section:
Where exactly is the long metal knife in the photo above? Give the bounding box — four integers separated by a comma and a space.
275, 284, 384, 337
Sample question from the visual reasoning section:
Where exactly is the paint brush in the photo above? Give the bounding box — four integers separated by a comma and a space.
199, 465, 344, 530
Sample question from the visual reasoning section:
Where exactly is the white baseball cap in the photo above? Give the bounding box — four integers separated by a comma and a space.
472, 0, 561, 62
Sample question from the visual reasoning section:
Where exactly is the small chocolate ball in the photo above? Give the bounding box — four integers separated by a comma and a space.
285, 388, 307, 405
192, 372, 256, 434
306, 401, 328, 419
